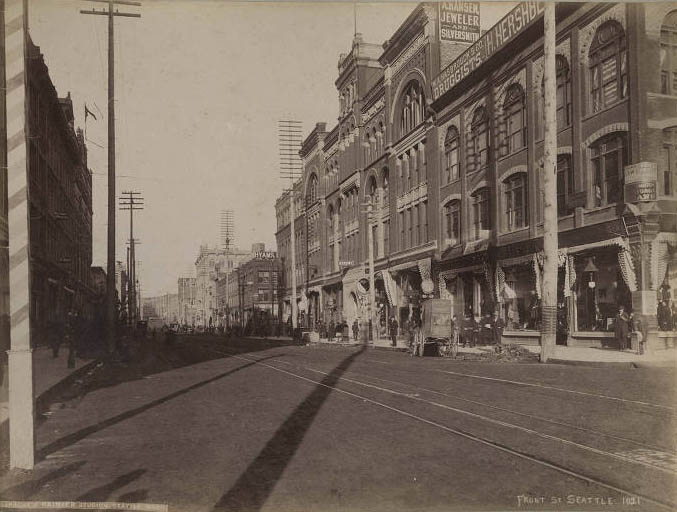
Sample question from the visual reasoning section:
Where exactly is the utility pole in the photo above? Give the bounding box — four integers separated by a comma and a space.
366, 199, 376, 342
119, 191, 143, 326
278, 119, 303, 330
5, 0, 34, 469
81, 0, 141, 354
541, 2, 558, 363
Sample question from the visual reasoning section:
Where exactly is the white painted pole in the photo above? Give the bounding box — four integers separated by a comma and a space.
5, 0, 35, 469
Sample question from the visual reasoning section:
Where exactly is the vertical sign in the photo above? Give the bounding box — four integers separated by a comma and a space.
439, 2, 481, 43
5, 0, 35, 468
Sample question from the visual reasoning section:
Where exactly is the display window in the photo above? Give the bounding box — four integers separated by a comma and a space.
575, 249, 631, 331
499, 265, 539, 330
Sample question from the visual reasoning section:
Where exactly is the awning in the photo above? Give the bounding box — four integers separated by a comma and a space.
388, 260, 419, 273
565, 236, 628, 254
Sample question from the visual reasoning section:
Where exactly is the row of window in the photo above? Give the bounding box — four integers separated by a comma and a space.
441, 20, 633, 187
442, 133, 634, 247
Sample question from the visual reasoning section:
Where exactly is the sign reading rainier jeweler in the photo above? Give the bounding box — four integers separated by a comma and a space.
431, 2, 544, 101
624, 162, 657, 203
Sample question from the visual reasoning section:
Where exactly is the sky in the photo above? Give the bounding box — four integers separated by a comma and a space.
28, 0, 514, 297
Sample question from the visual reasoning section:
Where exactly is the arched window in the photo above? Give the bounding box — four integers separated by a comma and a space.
556, 56, 572, 130
591, 133, 627, 206
504, 173, 528, 231
662, 127, 677, 196
470, 107, 489, 173
382, 168, 389, 198
661, 11, 677, 95
307, 174, 318, 205
471, 188, 491, 239
443, 200, 461, 247
556, 155, 575, 216
590, 21, 627, 112
399, 81, 425, 137
444, 126, 460, 184
504, 84, 526, 155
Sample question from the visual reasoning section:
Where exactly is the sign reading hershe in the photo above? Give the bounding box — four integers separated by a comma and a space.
439, 2, 480, 44
432, 2, 544, 101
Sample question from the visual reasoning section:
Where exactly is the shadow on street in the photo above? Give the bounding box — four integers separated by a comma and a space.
37, 354, 281, 461
0, 461, 86, 500
48, 334, 298, 404
212, 346, 366, 512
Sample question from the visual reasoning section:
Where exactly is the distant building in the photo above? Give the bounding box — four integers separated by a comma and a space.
177, 277, 196, 326
235, 252, 281, 325
194, 243, 261, 327
142, 293, 179, 326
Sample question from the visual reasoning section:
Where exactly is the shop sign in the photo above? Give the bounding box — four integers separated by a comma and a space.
255, 251, 277, 260
339, 261, 354, 268
624, 162, 657, 203
439, 2, 481, 44
432, 2, 544, 101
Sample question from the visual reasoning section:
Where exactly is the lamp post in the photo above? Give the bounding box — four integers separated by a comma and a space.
584, 258, 598, 329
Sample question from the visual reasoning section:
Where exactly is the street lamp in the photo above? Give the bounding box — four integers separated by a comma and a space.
583, 258, 598, 329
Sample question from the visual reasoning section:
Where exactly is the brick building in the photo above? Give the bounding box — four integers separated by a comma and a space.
275, 2, 677, 350
0, 38, 96, 347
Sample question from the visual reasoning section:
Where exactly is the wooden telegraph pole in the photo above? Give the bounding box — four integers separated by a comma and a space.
119, 191, 143, 326
81, 0, 141, 353
541, 2, 558, 363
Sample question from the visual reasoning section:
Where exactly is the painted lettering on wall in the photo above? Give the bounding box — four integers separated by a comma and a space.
439, 2, 481, 43
432, 2, 544, 101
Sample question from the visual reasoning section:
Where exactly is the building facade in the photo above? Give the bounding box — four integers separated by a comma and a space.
24, 39, 95, 344
193, 244, 254, 327
275, 2, 677, 350
142, 293, 179, 325
177, 276, 197, 326
234, 253, 281, 326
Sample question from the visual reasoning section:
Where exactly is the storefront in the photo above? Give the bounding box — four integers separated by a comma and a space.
492, 237, 636, 348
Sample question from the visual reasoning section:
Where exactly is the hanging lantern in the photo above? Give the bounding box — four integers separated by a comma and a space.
584, 258, 598, 289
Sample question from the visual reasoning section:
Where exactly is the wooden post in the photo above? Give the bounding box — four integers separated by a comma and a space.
540, 2, 558, 363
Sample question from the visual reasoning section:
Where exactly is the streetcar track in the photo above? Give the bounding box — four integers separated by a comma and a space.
267, 355, 675, 454
282, 362, 676, 475
436, 369, 674, 411
211, 347, 674, 511
328, 368, 677, 455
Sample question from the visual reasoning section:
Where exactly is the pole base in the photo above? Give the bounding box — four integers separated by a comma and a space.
7, 348, 34, 469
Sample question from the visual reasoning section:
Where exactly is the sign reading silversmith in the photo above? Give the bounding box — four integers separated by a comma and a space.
439, 2, 480, 43
432, 2, 544, 101
624, 162, 657, 202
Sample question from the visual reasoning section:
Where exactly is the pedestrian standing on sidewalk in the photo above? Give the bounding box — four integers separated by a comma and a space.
389, 316, 398, 347
50, 319, 62, 358
492, 311, 505, 353
65, 310, 77, 369
352, 319, 359, 341
614, 305, 630, 351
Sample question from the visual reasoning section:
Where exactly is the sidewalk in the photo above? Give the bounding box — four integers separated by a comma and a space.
246, 334, 677, 367
0, 346, 98, 425
542, 345, 677, 367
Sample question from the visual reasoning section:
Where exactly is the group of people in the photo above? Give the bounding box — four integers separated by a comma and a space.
49, 309, 98, 368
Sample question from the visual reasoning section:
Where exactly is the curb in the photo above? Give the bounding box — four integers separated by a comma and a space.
547, 358, 677, 369
35, 358, 102, 412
